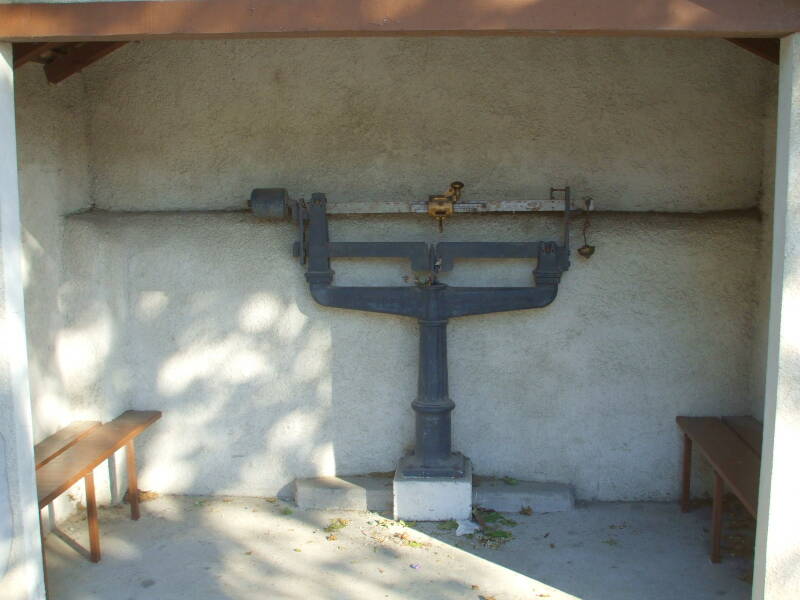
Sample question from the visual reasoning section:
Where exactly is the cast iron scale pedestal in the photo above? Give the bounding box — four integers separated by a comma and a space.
252, 185, 571, 513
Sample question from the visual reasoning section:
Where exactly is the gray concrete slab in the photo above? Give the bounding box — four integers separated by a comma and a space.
44, 496, 754, 600
295, 475, 394, 512
474, 477, 574, 513
296, 474, 573, 516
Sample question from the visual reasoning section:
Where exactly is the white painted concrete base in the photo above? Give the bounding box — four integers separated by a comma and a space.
474, 478, 574, 513
393, 460, 473, 521
295, 476, 393, 512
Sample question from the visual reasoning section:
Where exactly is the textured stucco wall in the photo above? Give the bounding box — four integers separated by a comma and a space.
12, 37, 776, 502
15, 67, 92, 434
14, 65, 124, 521
84, 38, 770, 213
61, 211, 761, 501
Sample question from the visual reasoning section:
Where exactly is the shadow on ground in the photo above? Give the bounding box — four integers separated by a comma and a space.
44, 496, 754, 600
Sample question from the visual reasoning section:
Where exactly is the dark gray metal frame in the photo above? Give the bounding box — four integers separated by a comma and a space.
258, 189, 571, 478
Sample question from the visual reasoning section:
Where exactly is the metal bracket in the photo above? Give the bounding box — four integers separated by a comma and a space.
425, 181, 464, 232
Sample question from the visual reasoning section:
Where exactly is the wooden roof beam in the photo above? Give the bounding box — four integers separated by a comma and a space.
12, 42, 57, 68
42, 42, 127, 84
0, 0, 799, 42
726, 38, 781, 64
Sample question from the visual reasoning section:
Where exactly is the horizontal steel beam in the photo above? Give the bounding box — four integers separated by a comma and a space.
327, 242, 431, 271
325, 198, 583, 215
435, 242, 542, 272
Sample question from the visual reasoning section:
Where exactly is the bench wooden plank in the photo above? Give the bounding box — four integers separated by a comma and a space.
34, 421, 101, 469
676, 416, 760, 516
722, 416, 763, 458
36, 410, 161, 508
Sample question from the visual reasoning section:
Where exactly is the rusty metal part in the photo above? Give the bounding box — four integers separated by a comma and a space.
427, 181, 464, 232
576, 196, 595, 258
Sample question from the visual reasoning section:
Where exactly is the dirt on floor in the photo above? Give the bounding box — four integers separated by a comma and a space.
44, 495, 754, 600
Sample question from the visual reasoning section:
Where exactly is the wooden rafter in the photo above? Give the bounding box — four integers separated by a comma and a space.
726, 38, 780, 64
0, 0, 799, 42
12, 41, 126, 83
42, 42, 127, 84
12, 42, 57, 68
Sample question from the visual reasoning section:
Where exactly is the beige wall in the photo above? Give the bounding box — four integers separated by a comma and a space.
14, 65, 124, 519
15, 66, 91, 435
14, 37, 777, 501
64, 210, 760, 500
751, 71, 780, 423
85, 38, 769, 213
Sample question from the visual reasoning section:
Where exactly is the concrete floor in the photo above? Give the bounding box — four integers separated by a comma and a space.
44, 496, 754, 600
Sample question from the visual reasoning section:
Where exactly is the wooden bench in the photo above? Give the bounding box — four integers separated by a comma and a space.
676, 415, 762, 563
35, 410, 161, 563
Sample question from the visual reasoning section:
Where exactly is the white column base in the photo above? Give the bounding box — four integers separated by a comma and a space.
393, 459, 472, 521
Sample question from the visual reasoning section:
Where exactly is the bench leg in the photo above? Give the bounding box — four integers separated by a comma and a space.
85, 471, 101, 563
711, 471, 723, 563
681, 434, 692, 512
126, 441, 140, 521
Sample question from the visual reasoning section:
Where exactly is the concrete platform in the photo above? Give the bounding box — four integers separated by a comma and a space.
43, 495, 755, 600
474, 477, 574, 513
295, 473, 573, 516
295, 475, 393, 511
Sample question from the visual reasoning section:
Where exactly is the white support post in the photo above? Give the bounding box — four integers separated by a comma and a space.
753, 33, 800, 600
0, 43, 46, 600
